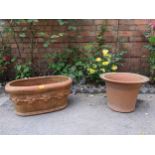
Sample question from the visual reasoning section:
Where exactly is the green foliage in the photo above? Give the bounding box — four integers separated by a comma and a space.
46, 48, 126, 84
144, 44, 155, 52
1, 19, 127, 84
68, 26, 77, 31
148, 36, 155, 44
43, 32, 65, 48
45, 46, 89, 82
38, 32, 46, 37
57, 19, 67, 25
96, 21, 111, 52
96, 24, 106, 50
0, 21, 15, 81
1, 19, 65, 80
81, 21, 127, 84
144, 23, 155, 82
45, 20, 88, 82
19, 32, 26, 38
45, 20, 127, 84
15, 62, 32, 79
86, 49, 127, 83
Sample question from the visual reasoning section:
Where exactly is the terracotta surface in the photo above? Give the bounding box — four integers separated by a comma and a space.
100, 72, 149, 112
5, 75, 72, 116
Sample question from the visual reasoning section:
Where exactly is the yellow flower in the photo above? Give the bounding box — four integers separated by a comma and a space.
102, 61, 110, 66
102, 49, 109, 56
111, 65, 118, 71
87, 68, 96, 74
95, 57, 102, 62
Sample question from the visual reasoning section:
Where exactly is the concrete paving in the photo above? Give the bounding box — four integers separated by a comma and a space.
0, 92, 155, 135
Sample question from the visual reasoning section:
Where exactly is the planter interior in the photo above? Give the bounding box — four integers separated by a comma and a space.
5, 75, 72, 116
100, 72, 149, 112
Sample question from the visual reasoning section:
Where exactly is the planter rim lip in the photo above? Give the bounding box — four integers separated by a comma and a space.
100, 72, 149, 84
5, 75, 72, 94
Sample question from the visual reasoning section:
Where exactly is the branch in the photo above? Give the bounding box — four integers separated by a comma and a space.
6, 20, 22, 59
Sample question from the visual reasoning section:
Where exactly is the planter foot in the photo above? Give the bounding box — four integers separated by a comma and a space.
15, 104, 68, 116
108, 102, 135, 113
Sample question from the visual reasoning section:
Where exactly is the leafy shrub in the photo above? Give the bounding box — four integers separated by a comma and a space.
144, 23, 155, 82
86, 49, 127, 83
46, 47, 126, 84
15, 62, 32, 79
45, 20, 127, 84
45, 46, 90, 82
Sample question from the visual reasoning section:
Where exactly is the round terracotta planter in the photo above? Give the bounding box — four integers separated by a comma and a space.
100, 72, 149, 112
5, 75, 72, 116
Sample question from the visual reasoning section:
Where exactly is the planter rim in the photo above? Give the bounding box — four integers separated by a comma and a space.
100, 72, 149, 84
5, 75, 72, 94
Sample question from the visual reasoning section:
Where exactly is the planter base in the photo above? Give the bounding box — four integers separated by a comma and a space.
108, 102, 135, 113
15, 104, 68, 116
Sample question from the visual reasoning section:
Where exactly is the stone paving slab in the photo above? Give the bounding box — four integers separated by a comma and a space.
0, 93, 155, 135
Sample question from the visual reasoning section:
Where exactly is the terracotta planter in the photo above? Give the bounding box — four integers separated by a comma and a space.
100, 72, 149, 112
5, 75, 72, 116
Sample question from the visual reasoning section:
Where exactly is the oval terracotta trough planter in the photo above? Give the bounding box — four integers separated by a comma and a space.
100, 72, 149, 112
5, 75, 72, 116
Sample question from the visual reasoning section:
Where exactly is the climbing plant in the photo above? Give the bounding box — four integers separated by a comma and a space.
144, 22, 155, 83
1, 19, 65, 79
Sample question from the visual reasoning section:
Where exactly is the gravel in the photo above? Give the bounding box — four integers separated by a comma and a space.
72, 83, 155, 94
72, 84, 106, 94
